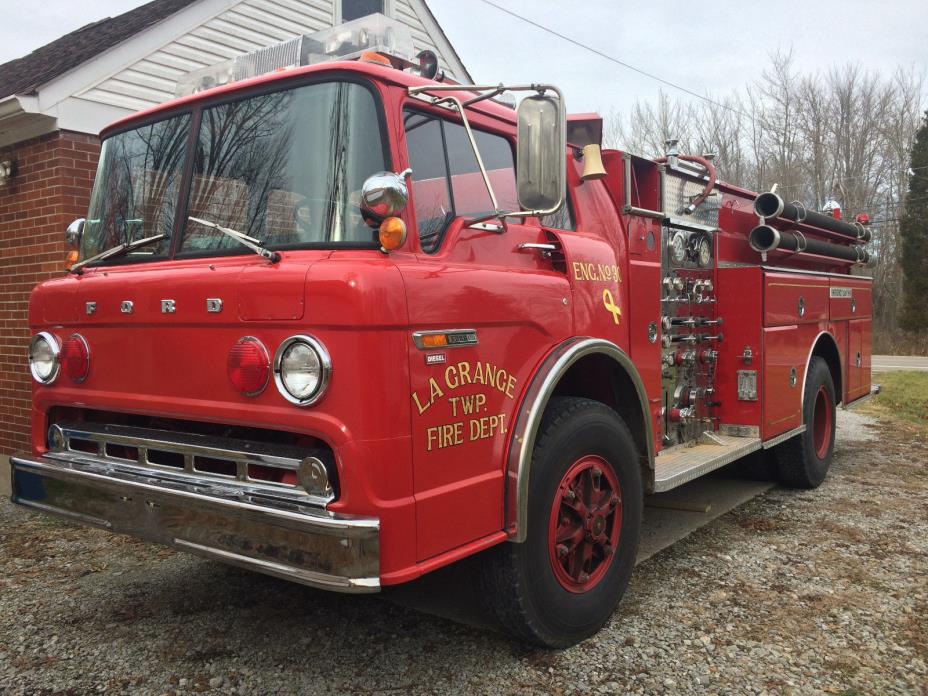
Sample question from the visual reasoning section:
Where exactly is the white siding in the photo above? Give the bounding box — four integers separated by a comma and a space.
76, 0, 464, 111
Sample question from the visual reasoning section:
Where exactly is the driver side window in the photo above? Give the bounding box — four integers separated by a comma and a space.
403, 109, 516, 253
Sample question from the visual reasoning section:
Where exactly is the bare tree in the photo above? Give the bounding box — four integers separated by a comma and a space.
602, 52, 927, 336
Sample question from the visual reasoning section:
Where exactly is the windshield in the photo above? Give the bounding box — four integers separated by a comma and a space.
81, 79, 388, 264
82, 114, 190, 261
183, 80, 386, 253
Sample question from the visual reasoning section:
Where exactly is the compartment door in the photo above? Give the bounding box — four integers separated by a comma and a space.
763, 325, 805, 438
848, 319, 872, 402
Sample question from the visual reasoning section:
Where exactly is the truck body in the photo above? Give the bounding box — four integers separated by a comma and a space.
10, 17, 873, 647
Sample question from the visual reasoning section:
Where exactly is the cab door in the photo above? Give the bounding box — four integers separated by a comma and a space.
398, 108, 572, 561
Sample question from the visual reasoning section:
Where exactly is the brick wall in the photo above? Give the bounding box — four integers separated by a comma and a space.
0, 131, 100, 455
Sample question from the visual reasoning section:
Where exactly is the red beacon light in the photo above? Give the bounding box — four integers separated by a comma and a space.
855, 213, 870, 225
60, 334, 90, 383
228, 337, 270, 396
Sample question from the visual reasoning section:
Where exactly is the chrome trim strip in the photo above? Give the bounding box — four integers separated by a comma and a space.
506, 337, 654, 543
11, 454, 379, 593
49, 422, 333, 506
16, 498, 113, 529
173, 540, 379, 592
843, 389, 877, 410
762, 424, 807, 449
411, 329, 479, 350
801, 331, 842, 406
761, 265, 873, 281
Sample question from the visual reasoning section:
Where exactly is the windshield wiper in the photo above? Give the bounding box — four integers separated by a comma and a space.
188, 217, 280, 263
70, 233, 167, 274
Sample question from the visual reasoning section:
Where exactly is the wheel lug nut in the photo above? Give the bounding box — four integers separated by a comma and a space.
604, 544, 614, 556
566, 489, 576, 500
557, 544, 568, 558
579, 572, 590, 583
610, 495, 619, 508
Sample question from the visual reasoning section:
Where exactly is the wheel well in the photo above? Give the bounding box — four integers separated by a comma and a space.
812, 334, 843, 405
550, 353, 652, 478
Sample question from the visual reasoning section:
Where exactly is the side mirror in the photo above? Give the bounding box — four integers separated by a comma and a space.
66, 218, 85, 249
360, 169, 411, 227
516, 93, 566, 213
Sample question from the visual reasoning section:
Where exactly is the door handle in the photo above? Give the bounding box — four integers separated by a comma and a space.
517, 243, 558, 259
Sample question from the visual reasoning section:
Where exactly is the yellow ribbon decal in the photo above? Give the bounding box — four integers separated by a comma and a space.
602, 289, 622, 324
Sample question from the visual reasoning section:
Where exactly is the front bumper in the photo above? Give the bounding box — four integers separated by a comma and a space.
10, 453, 380, 592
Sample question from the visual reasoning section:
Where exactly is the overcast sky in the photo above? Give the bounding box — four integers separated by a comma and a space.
2, 0, 926, 116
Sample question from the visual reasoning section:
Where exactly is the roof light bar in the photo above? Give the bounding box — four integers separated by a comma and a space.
175, 14, 415, 97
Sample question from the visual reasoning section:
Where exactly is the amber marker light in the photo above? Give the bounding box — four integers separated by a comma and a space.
360, 51, 392, 66
65, 249, 79, 270
379, 217, 406, 252
420, 334, 448, 349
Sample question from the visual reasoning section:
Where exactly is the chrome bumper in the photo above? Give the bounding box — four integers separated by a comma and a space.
10, 453, 380, 593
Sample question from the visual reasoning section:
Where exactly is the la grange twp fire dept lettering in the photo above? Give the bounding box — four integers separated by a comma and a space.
412, 361, 517, 452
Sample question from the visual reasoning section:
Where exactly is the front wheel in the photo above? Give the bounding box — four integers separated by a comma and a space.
773, 356, 837, 488
479, 397, 642, 648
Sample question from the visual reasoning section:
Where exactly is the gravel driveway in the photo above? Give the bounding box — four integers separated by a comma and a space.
2, 410, 926, 695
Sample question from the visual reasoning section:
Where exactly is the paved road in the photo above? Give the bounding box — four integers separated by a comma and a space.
872, 354, 928, 372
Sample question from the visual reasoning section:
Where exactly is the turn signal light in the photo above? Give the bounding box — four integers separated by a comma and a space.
65, 249, 79, 270
60, 334, 90, 383
379, 216, 406, 251
228, 337, 270, 396
360, 51, 392, 66
420, 334, 448, 348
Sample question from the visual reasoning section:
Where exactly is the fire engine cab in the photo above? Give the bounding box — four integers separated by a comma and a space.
11, 16, 873, 647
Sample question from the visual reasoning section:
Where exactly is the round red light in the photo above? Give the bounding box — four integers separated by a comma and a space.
60, 334, 90, 382
228, 337, 270, 396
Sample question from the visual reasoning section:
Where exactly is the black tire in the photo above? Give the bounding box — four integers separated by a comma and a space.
773, 356, 837, 488
726, 448, 777, 481
478, 397, 643, 648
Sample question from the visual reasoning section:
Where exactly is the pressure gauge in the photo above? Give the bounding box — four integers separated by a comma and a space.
696, 235, 712, 267
668, 231, 687, 265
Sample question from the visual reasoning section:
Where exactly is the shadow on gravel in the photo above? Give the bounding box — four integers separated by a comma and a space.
71, 544, 534, 676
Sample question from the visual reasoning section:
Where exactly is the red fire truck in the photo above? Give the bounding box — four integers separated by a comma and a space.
11, 17, 873, 647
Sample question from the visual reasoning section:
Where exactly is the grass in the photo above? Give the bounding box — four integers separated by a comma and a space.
872, 329, 927, 356
862, 371, 928, 428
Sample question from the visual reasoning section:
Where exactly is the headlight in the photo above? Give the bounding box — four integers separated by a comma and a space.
29, 332, 61, 384
273, 335, 331, 406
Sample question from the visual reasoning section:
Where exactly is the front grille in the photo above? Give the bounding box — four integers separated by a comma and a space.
46, 421, 335, 508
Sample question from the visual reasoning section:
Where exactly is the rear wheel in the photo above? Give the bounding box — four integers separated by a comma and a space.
773, 356, 836, 488
479, 397, 642, 648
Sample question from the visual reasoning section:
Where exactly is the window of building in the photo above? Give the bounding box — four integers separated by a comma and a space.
403, 109, 517, 252
340, 0, 387, 22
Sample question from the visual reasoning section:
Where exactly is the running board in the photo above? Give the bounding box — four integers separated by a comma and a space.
653, 426, 807, 491
653, 433, 762, 492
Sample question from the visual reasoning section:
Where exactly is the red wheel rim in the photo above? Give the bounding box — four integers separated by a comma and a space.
812, 385, 832, 460
548, 455, 622, 593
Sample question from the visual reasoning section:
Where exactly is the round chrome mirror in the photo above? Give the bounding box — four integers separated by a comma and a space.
65, 218, 85, 249
360, 169, 411, 226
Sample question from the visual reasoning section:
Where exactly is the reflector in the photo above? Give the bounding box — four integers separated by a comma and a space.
60, 334, 90, 383
228, 337, 270, 396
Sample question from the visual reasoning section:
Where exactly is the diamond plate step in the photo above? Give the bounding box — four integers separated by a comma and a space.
653, 434, 762, 492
